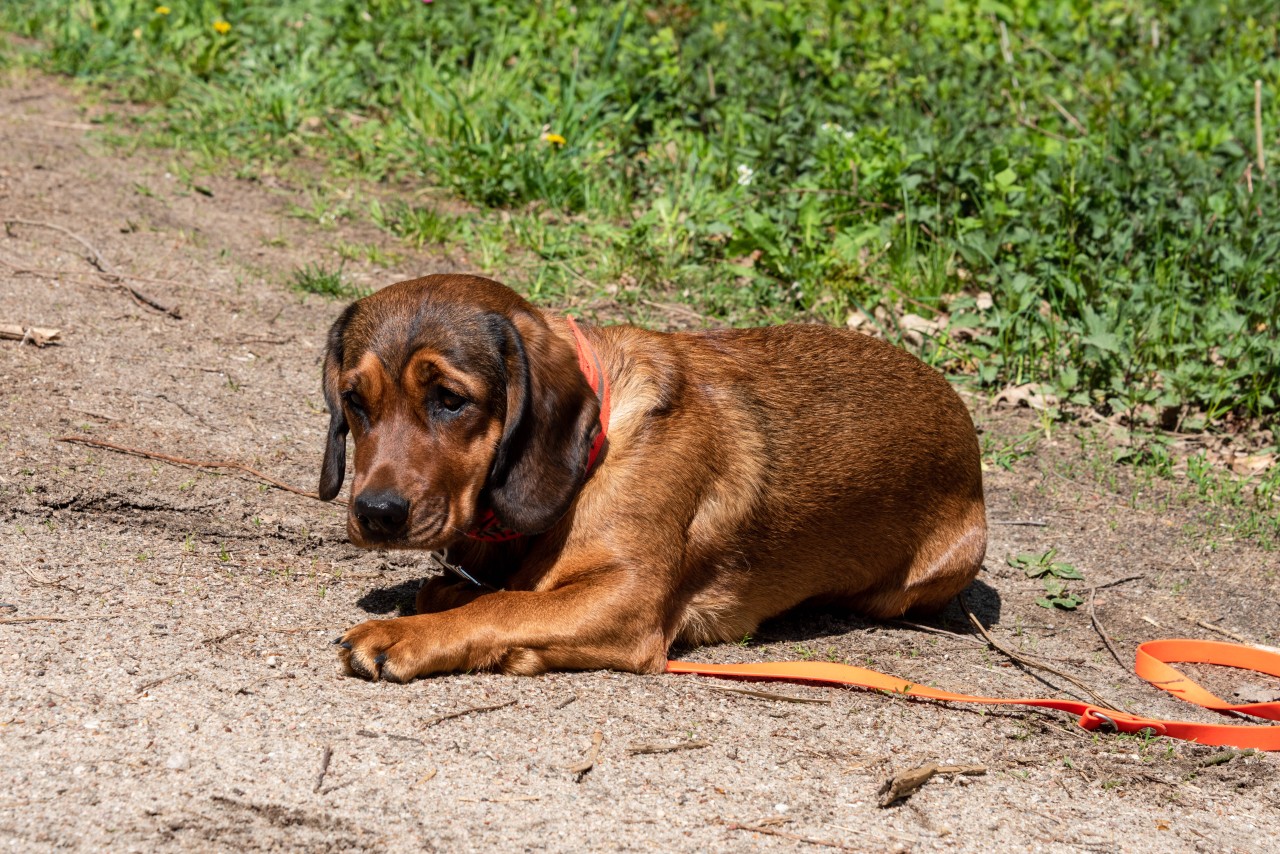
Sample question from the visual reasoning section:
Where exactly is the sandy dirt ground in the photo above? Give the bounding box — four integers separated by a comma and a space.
2, 74, 1279, 853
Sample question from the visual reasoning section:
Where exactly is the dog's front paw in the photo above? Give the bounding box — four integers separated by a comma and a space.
415, 576, 486, 614
336, 617, 435, 683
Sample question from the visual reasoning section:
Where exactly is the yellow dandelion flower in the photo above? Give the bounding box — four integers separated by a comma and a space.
132, 27, 142, 39
213, 19, 231, 35
542, 132, 566, 147
155, 6, 170, 14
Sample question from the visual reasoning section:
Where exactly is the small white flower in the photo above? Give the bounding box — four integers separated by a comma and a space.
820, 122, 854, 141
736, 163, 754, 187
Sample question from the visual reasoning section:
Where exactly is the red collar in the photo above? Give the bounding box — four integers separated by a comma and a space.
466, 316, 610, 542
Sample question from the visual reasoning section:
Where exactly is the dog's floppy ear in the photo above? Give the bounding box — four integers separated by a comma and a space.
485, 312, 600, 534
319, 303, 358, 501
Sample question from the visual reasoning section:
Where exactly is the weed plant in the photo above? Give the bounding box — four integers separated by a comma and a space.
290, 261, 365, 300
2, 1, 1278, 424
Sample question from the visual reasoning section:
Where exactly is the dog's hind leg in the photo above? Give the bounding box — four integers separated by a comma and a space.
854, 516, 987, 618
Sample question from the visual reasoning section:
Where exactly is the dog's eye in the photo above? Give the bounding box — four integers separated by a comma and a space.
437, 389, 468, 413
341, 390, 366, 415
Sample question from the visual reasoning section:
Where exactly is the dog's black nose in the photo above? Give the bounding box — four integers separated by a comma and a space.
354, 490, 410, 538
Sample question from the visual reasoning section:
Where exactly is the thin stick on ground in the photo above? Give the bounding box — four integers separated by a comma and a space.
567, 730, 603, 778
1195, 619, 1249, 645
725, 822, 858, 851
202, 627, 248, 646
0, 323, 61, 347
55, 435, 335, 504
1089, 586, 1127, 670
878, 762, 987, 807
889, 619, 987, 647
703, 686, 831, 705
21, 566, 56, 586
2, 219, 181, 318
627, 741, 710, 756
0, 615, 113, 624
959, 595, 1120, 711
0, 253, 225, 297
421, 699, 517, 728
313, 746, 333, 794
1094, 574, 1145, 591
4, 218, 112, 273
135, 671, 190, 696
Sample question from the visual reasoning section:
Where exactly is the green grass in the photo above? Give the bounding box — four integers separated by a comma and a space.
289, 261, 364, 300
368, 199, 457, 247
1053, 430, 1280, 549
2, 1, 1278, 428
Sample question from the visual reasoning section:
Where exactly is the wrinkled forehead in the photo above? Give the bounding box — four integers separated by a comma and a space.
341, 294, 507, 381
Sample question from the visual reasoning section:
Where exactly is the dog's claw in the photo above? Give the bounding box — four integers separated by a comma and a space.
332, 636, 345, 645
338, 641, 352, 650
374, 653, 387, 665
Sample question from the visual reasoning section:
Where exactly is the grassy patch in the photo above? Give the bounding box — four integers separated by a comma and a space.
290, 261, 364, 300
2, 1, 1278, 426
368, 199, 457, 247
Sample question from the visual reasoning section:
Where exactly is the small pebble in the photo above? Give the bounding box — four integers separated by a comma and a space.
774, 803, 789, 813
166, 752, 190, 771
265, 656, 279, 668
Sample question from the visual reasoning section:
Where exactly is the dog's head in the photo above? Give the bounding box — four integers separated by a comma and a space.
319, 274, 601, 549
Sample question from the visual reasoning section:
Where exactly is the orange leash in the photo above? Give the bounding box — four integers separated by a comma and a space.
668, 638, 1280, 750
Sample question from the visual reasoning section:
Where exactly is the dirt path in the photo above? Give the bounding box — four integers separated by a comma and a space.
2, 74, 1278, 853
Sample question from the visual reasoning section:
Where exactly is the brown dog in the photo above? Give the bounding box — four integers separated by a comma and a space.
322, 274, 986, 682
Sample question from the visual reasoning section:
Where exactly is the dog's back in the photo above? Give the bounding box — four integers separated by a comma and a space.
592, 323, 986, 643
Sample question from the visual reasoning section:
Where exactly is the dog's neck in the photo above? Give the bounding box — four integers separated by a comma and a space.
463, 316, 610, 545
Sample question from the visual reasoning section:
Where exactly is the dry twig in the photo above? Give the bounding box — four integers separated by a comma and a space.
726, 822, 858, 851
202, 627, 248, 646
889, 619, 987, 647
878, 762, 987, 807
136, 671, 191, 696
704, 686, 831, 705
0, 614, 112, 624
0, 324, 61, 347
626, 741, 710, 756
960, 595, 1119, 710
2, 219, 181, 318
1195, 619, 1249, 645
421, 699, 517, 728
567, 730, 603, 778
1089, 586, 1127, 670
0, 254, 222, 296
313, 746, 333, 794
356, 729, 425, 746
1095, 574, 1144, 591
4, 218, 111, 272
458, 795, 541, 803
56, 435, 332, 503
1045, 93, 1087, 134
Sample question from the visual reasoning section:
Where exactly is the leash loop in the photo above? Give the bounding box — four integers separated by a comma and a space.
669, 638, 1280, 750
